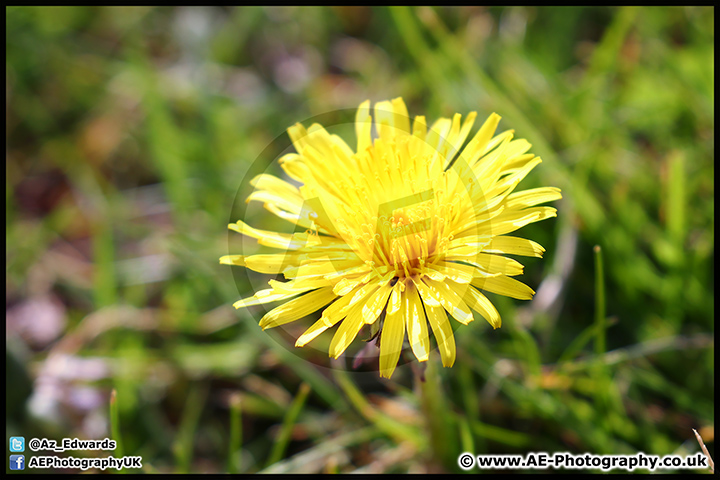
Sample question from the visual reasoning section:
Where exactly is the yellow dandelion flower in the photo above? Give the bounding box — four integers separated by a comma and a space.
222, 98, 561, 378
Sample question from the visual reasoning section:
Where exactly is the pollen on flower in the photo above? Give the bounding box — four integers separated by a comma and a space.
224, 97, 561, 378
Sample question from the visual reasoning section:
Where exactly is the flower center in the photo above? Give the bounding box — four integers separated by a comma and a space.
324, 133, 475, 280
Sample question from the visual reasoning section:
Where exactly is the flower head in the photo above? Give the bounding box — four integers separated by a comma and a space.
222, 98, 561, 378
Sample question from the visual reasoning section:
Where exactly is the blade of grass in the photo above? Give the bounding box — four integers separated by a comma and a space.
266, 382, 311, 467
388, 6, 462, 108
557, 317, 618, 364
588, 245, 634, 450
592, 245, 612, 424
466, 340, 628, 452
333, 367, 426, 450
594, 245, 606, 357
556, 333, 714, 372
109, 389, 125, 469
667, 150, 686, 244
227, 392, 242, 474
124, 44, 193, 226
510, 325, 542, 381
92, 212, 117, 309
580, 7, 638, 91
448, 411, 532, 449
173, 383, 209, 473
260, 426, 379, 474
457, 362, 479, 424
458, 420, 474, 457
236, 310, 349, 413
418, 357, 458, 468
457, 362, 484, 452
693, 428, 715, 473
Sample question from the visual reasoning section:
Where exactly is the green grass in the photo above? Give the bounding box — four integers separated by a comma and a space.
6, 6, 714, 474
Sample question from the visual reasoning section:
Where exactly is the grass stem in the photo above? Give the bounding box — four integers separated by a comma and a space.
227, 393, 242, 474
266, 382, 311, 467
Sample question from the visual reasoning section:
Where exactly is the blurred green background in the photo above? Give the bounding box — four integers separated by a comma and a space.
6, 6, 713, 473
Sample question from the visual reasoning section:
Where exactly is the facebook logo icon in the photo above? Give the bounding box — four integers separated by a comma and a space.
9, 455, 25, 470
